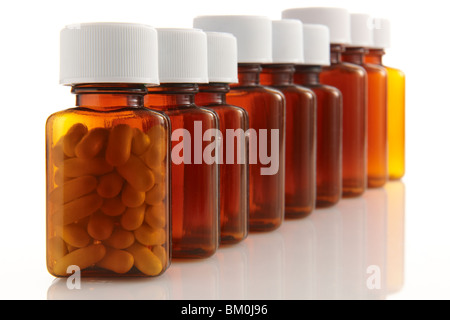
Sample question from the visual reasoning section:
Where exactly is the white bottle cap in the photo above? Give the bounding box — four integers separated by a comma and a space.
272, 20, 304, 64
194, 15, 272, 64
205, 32, 238, 83
350, 14, 374, 47
301, 24, 331, 66
60, 22, 159, 85
157, 28, 208, 84
282, 7, 351, 45
372, 18, 391, 49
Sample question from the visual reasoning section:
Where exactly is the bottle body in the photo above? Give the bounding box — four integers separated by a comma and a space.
342, 49, 388, 188
320, 46, 367, 197
195, 84, 249, 245
144, 84, 220, 258
294, 66, 343, 208
261, 65, 316, 218
46, 85, 171, 278
227, 64, 285, 232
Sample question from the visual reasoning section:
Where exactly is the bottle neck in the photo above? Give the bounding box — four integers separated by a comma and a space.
231, 64, 261, 87
294, 66, 322, 86
330, 44, 345, 64
73, 84, 147, 111
341, 47, 368, 65
145, 84, 198, 110
196, 83, 230, 106
260, 64, 295, 86
365, 49, 385, 65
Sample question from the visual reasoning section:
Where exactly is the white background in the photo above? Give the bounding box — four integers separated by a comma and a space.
0, 0, 449, 300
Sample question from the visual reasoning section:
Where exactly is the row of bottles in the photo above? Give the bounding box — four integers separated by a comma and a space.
46, 7, 405, 278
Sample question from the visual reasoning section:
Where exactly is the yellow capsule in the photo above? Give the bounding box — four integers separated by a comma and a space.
147, 125, 167, 145
52, 244, 106, 277
96, 172, 124, 199
145, 184, 166, 205
56, 224, 91, 248
47, 236, 68, 265
121, 205, 145, 231
100, 196, 126, 217
103, 227, 135, 250
54, 169, 72, 187
51, 139, 66, 168
116, 155, 155, 192
122, 183, 146, 208
75, 127, 109, 159
96, 247, 134, 274
151, 165, 167, 185
63, 157, 114, 178
152, 245, 167, 267
106, 124, 134, 167
143, 142, 167, 169
126, 242, 163, 276
134, 224, 166, 247
63, 123, 88, 157
144, 203, 166, 229
49, 176, 98, 204
53, 193, 103, 226
131, 128, 151, 156
87, 212, 115, 241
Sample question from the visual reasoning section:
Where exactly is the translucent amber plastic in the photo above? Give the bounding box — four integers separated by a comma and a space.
196, 84, 249, 245
46, 85, 171, 277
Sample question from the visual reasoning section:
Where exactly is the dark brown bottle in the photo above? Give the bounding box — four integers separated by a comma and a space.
194, 16, 286, 232
144, 28, 220, 259
293, 23, 343, 208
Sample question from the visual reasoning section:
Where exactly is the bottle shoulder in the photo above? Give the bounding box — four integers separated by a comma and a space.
325, 62, 367, 77
385, 66, 406, 78
363, 63, 388, 76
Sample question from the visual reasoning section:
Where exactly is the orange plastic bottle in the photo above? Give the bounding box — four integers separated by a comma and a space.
365, 18, 406, 181
144, 29, 220, 259
342, 14, 388, 188
260, 20, 316, 219
294, 24, 343, 208
283, 8, 368, 198
46, 23, 171, 278
194, 16, 286, 232
195, 32, 249, 245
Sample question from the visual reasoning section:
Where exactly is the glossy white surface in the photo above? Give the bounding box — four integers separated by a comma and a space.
45, 182, 405, 300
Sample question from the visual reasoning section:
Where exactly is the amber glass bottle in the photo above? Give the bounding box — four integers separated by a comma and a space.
294, 24, 343, 208
195, 32, 249, 245
47, 23, 171, 278
144, 29, 219, 258
194, 16, 286, 232
261, 20, 316, 219
342, 14, 388, 189
283, 8, 368, 198
366, 18, 406, 181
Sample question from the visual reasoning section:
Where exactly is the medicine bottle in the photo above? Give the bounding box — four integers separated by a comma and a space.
260, 20, 316, 219
283, 8, 368, 198
365, 18, 406, 181
195, 32, 249, 244
342, 14, 388, 188
294, 24, 343, 208
194, 15, 286, 232
144, 29, 220, 258
46, 23, 171, 277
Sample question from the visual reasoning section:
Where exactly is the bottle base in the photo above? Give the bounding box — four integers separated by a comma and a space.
285, 207, 313, 220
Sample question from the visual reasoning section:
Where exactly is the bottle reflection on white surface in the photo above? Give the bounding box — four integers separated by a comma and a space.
363, 188, 388, 300
47, 276, 171, 300
280, 218, 316, 299
166, 255, 221, 299
385, 181, 406, 295
245, 230, 285, 299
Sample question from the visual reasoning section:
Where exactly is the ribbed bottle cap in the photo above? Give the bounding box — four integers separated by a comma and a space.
193, 15, 272, 64
272, 20, 304, 64
282, 7, 351, 45
372, 18, 391, 49
60, 22, 159, 85
350, 14, 373, 47
301, 24, 331, 66
205, 32, 238, 83
157, 28, 208, 84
